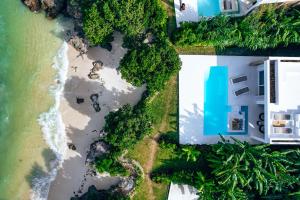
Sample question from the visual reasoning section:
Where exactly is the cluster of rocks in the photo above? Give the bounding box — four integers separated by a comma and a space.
67, 143, 77, 150
21, 0, 66, 18
22, 0, 88, 52
90, 94, 101, 112
85, 140, 109, 166
88, 61, 103, 80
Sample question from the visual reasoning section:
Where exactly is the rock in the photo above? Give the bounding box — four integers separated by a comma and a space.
90, 94, 99, 103
76, 97, 84, 104
92, 103, 101, 112
66, 0, 82, 19
21, 0, 66, 18
88, 72, 99, 80
22, 0, 41, 12
117, 177, 135, 195
91, 61, 103, 72
41, 0, 66, 19
68, 35, 88, 53
85, 141, 109, 165
68, 143, 77, 150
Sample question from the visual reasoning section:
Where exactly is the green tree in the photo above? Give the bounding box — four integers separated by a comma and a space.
120, 41, 181, 93
83, 3, 113, 46
103, 104, 153, 154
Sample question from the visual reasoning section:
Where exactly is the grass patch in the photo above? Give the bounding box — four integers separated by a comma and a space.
161, 0, 177, 37
127, 75, 178, 200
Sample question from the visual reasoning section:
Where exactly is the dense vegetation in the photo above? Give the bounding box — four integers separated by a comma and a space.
151, 136, 300, 199
173, 5, 300, 50
82, 0, 181, 93
120, 41, 181, 93
94, 101, 153, 175
103, 103, 153, 156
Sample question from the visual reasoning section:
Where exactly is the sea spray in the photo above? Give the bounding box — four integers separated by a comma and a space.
32, 42, 69, 200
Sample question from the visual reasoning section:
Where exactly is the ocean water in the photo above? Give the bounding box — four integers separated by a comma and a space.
0, 1, 68, 199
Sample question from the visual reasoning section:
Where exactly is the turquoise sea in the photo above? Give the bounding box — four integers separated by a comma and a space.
0, 1, 68, 199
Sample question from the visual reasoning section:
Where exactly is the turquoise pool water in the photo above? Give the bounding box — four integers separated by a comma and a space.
204, 66, 229, 135
204, 66, 248, 135
198, 0, 221, 17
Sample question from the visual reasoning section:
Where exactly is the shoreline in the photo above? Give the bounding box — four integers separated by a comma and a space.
33, 42, 69, 200
47, 32, 145, 199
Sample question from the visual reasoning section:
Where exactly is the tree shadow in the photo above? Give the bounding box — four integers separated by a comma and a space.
48, 71, 144, 199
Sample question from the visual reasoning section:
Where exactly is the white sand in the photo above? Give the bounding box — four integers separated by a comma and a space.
48, 32, 145, 200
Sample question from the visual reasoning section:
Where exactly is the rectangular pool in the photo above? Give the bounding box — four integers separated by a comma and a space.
204, 66, 229, 135
198, 0, 221, 17
204, 66, 248, 135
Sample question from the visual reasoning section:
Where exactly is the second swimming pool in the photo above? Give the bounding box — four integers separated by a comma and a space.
198, 0, 221, 17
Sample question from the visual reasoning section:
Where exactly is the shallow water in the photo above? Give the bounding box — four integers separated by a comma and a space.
0, 1, 65, 199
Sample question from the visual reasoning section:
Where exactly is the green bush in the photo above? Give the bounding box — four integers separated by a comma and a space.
103, 104, 153, 155
95, 155, 129, 176
173, 5, 300, 50
119, 41, 181, 93
82, 0, 168, 46
83, 3, 114, 46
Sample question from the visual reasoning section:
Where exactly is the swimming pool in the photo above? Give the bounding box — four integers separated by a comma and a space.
204, 66, 248, 135
198, 0, 221, 17
204, 66, 229, 135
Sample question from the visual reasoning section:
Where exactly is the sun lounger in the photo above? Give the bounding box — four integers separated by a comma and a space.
234, 87, 249, 96
230, 75, 247, 84
220, 0, 239, 13
273, 113, 291, 120
273, 127, 293, 134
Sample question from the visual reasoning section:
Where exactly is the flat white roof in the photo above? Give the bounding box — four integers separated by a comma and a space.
273, 60, 300, 111
179, 55, 266, 144
264, 58, 300, 144
168, 183, 198, 200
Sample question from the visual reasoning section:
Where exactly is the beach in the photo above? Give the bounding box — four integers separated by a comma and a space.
48, 32, 145, 199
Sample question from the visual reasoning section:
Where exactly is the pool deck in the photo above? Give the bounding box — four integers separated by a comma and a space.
179, 55, 267, 144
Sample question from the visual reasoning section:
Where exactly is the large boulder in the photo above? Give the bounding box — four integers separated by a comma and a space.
66, 0, 82, 19
85, 141, 109, 165
22, 0, 41, 12
41, 0, 66, 19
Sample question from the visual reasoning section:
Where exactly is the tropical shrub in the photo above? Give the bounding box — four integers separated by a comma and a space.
119, 41, 181, 93
151, 137, 300, 199
82, 0, 168, 46
83, 3, 114, 46
173, 5, 300, 50
95, 155, 129, 176
103, 103, 153, 155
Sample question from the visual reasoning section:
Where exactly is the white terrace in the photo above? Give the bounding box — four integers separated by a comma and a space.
179, 55, 300, 145
174, 0, 298, 26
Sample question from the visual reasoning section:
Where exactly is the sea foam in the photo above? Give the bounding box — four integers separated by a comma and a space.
32, 41, 69, 200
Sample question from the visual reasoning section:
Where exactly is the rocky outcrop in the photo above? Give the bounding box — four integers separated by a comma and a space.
66, 0, 82, 19
22, 0, 41, 12
41, 0, 66, 19
22, 0, 66, 19
85, 141, 109, 165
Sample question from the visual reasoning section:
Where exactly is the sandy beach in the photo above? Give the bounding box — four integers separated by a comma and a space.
48, 32, 145, 200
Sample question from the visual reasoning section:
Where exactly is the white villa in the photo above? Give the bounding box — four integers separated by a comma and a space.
175, 0, 299, 26
179, 55, 300, 145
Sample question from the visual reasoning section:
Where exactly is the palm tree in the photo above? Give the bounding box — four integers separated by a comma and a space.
180, 146, 201, 162
207, 137, 299, 196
